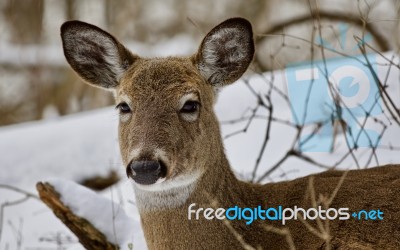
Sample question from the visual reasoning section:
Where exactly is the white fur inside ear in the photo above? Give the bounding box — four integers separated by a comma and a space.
199, 27, 250, 85
63, 27, 126, 88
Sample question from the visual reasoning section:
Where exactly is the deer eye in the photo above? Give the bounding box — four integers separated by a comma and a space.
116, 102, 131, 114
180, 101, 199, 113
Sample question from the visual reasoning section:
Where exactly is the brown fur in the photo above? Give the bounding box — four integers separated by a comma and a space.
141, 163, 400, 249
61, 18, 400, 249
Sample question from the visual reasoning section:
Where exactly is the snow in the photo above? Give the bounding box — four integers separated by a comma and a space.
48, 178, 136, 249
0, 51, 399, 249
0, 108, 121, 189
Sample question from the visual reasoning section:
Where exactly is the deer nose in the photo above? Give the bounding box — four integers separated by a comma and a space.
127, 160, 167, 185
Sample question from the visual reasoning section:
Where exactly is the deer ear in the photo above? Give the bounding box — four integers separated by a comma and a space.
194, 18, 255, 87
61, 21, 138, 90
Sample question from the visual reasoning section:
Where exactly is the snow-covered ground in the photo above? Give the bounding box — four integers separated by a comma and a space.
1, 50, 400, 249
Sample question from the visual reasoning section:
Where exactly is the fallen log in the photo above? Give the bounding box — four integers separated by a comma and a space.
36, 182, 118, 250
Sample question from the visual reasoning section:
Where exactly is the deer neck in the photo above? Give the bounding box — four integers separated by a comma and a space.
133, 135, 267, 249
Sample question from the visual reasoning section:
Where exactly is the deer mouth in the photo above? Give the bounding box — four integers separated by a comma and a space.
126, 160, 167, 185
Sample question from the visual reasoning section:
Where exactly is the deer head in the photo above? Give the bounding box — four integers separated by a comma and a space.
60, 18, 400, 250
61, 18, 254, 190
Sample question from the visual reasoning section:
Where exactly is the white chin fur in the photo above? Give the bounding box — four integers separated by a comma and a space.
133, 170, 203, 211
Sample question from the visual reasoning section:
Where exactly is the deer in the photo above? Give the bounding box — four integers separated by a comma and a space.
61, 17, 400, 249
